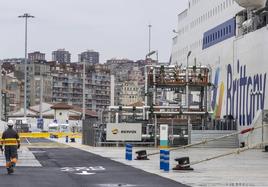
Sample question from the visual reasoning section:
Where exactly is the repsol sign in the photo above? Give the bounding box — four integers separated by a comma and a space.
106, 123, 142, 141
226, 61, 267, 126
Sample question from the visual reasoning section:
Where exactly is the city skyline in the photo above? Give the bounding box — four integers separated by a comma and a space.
0, 0, 188, 63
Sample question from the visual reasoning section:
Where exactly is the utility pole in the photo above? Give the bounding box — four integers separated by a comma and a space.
18, 13, 34, 118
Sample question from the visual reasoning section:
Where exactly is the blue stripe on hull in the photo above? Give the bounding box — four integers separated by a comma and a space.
203, 18, 236, 49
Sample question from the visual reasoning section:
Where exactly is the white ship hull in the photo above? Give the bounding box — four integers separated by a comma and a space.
171, 0, 268, 132
202, 27, 268, 127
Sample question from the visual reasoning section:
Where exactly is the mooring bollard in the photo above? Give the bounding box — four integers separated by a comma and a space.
125, 144, 133, 161
160, 150, 165, 170
135, 150, 149, 160
173, 157, 193, 171
163, 150, 170, 172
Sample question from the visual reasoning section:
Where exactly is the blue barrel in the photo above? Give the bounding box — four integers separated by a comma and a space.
125, 144, 133, 161
163, 150, 170, 172
160, 150, 165, 170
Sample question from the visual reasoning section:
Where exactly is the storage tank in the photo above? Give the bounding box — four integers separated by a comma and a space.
235, 0, 267, 9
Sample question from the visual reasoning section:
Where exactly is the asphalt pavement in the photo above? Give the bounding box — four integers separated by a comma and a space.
0, 141, 188, 187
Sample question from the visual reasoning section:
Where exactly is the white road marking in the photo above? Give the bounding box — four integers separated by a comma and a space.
75, 171, 96, 175
25, 138, 31, 145
60, 166, 106, 175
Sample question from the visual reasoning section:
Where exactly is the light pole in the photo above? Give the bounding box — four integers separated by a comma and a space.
39, 74, 44, 119
145, 50, 158, 106
186, 51, 192, 144
18, 13, 34, 118
0, 62, 2, 120
82, 60, 86, 120
38, 71, 46, 130
186, 51, 191, 109
148, 24, 152, 54
145, 50, 159, 147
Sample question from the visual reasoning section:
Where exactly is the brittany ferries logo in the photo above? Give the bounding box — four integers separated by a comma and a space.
225, 61, 267, 126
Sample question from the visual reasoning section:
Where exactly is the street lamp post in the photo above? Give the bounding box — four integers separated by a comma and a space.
148, 24, 152, 54
186, 51, 191, 109
186, 51, 192, 144
18, 13, 34, 118
39, 74, 44, 119
145, 50, 159, 148
0, 63, 2, 120
82, 60, 86, 120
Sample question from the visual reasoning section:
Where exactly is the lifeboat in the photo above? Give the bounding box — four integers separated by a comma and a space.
235, 0, 267, 9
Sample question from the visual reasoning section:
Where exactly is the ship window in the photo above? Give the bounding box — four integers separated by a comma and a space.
226, 26, 228, 34
221, 29, 223, 36
218, 31, 220, 38
229, 25, 231, 33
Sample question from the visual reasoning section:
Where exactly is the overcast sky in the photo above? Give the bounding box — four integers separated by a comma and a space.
0, 0, 188, 63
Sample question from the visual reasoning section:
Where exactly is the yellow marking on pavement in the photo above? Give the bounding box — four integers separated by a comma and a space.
19, 132, 50, 138
0, 132, 83, 139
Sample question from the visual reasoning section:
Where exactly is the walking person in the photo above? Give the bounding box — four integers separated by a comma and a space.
0, 120, 20, 174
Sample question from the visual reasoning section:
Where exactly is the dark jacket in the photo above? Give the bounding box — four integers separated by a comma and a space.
2, 128, 19, 140
1, 127, 20, 147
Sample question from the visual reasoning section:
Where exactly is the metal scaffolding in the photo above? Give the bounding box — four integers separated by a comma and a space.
107, 64, 213, 147
144, 64, 212, 146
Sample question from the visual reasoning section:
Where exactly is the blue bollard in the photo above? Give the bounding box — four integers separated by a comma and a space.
163, 150, 170, 172
125, 144, 133, 161
125, 144, 129, 160
160, 150, 165, 170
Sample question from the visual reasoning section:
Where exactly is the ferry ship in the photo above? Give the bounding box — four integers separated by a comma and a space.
171, 0, 268, 131
170, 0, 268, 145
